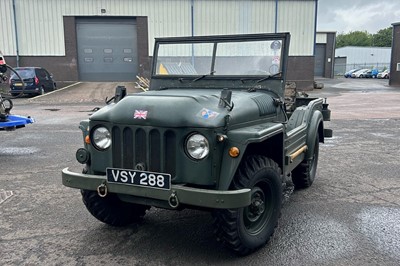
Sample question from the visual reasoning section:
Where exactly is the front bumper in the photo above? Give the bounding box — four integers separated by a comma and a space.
62, 168, 251, 209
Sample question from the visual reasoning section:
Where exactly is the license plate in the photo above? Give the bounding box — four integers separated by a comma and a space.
106, 167, 171, 190
14, 82, 23, 86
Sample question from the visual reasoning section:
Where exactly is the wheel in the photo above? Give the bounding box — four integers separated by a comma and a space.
359, 75, 363, 78
292, 134, 319, 189
39, 86, 45, 95
213, 156, 282, 255
53, 83, 57, 91
81, 189, 149, 226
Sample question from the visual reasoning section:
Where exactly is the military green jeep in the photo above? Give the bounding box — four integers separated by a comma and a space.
62, 33, 332, 255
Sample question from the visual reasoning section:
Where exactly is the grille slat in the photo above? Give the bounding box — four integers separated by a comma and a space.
149, 130, 161, 172
112, 126, 176, 177
112, 127, 122, 168
123, 128, 134, 169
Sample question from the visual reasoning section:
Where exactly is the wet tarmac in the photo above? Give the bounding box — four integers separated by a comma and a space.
1, 78, 399, 265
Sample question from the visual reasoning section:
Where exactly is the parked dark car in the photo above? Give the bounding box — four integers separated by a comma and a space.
344, 68, 361, 78
9, 67, 56, 96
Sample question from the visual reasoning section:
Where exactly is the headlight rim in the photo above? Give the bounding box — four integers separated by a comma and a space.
185, 132, 210, 160
91, 126, 112, 151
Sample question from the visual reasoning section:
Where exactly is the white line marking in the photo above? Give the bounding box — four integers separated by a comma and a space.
29, 82, 82, 101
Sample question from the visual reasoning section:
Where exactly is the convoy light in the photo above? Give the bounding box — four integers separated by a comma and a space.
92, 126, 111, 150
185, 133, 210, 160
76, 148, 90, 164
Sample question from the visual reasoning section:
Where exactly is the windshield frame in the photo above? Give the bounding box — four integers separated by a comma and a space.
151, 33, 290, 81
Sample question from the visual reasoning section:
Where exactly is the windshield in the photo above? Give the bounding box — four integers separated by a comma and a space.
11, 68, 35, 79
154, 38, 284, 77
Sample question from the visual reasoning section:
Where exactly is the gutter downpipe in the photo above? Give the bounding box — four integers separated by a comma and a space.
191, 0, 195, 65
313, 0, 318, 79
12, 0, 20, 67
275, 0, 278, 33
191, 0, 194, 37
313, 0, 318, 56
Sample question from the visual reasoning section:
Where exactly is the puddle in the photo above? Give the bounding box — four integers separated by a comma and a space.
0, 147, 40, 155
370, 132, 395, 139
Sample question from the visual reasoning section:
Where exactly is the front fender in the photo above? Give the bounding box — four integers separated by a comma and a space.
217, 122, 284, 190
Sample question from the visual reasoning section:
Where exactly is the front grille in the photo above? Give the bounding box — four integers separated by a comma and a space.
112, 126, 177, 177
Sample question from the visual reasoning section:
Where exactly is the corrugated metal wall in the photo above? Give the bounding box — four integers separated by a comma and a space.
0, 0, 16, 55
193, 0, 275, 36
336, 47, 391, 65
277, 0, 316, 56
1, 0, 316, 56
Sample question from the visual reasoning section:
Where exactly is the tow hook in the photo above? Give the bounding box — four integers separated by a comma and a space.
168, 191, 180, 208
97, 183, 108, 197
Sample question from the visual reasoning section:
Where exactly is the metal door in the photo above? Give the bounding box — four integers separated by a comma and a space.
76, 18, 138, 81
314, 44, 326, 77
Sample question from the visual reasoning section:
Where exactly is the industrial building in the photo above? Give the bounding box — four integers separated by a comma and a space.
1, 0, 324, 89
335, 46, 391, 75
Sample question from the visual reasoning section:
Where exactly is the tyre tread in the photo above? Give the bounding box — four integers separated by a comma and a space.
81, 190, 148, 226
213, 156, 282, 255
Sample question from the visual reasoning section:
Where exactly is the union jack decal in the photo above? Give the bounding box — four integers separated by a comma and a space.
134, 110, 148, 119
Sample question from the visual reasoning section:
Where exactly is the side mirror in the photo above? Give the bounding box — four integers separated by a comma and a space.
219, 88, 234, 111
114, 86, 127, 103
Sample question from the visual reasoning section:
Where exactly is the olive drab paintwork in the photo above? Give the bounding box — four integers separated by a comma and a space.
62, 32, 332, 255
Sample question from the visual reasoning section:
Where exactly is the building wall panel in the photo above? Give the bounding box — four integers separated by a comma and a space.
0, 0, 16, 55
278, 0, 316, 56
194, 0, 275, 36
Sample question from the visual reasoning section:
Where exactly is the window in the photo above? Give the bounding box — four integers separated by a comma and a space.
36, 69, 47, 78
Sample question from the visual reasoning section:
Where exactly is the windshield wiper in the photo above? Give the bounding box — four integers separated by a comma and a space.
192, 71, 216, 82
255, 72, 282, 83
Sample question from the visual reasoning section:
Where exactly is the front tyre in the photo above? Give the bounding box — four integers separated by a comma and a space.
213, 156, 282, 255
81, 190, 149, 226
39, 86, 45, 95
292, 134, 319, 189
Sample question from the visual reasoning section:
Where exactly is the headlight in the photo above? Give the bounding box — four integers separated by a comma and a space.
92, 126, 111, 150
185, 133, 209, 160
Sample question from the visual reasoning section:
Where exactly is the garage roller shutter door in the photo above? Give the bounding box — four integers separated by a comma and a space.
76, 18, 138, 81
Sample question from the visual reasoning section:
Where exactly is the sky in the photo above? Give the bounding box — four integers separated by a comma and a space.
317, 0, 400, 34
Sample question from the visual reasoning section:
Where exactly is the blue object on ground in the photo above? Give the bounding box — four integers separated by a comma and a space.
0, 115, 35, 129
